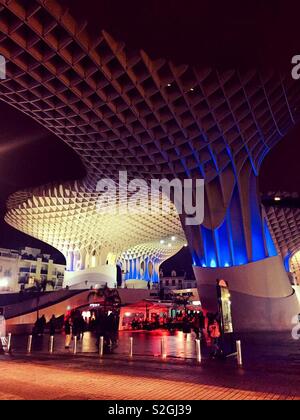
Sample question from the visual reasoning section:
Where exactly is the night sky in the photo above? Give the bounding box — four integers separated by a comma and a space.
0, 102, 86, 262
0, 0, 300, 276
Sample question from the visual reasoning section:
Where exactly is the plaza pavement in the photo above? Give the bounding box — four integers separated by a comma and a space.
0, 348, 299, 400
0, 330, 299, 400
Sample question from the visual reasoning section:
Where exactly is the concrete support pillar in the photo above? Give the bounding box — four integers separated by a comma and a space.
194, 256, 300, 331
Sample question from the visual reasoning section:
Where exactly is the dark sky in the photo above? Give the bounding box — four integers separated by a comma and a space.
0, 102, 85, 263
0, 0, 300, 273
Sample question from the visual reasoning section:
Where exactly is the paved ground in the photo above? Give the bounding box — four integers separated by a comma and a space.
8, 329, 300, 364
10, 330, 201, 358
0, 350, 299, 400
0, 330, 299, 400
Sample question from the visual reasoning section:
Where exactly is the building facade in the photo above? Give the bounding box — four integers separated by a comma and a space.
0, 247, 65, 293
159, 275, 197, 292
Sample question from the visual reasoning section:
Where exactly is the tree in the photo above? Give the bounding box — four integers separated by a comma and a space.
88, 285, 121, 311
23, 279, 55, 320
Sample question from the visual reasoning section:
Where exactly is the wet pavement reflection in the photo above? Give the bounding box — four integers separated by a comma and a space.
7, 329, 300, 371
9, 330, 200, 359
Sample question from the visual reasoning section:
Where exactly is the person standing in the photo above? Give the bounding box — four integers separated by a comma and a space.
208, 318, 221, 358
95, 310, 105, 349
207, 312, 214, 334
40, 315, 46, 335
72, 313, 81, 340
193, 313, 200, 339
33, 317, 41, 336
79, 314, 86, 340
106, 311, 118, 349
49, 315, 56, 336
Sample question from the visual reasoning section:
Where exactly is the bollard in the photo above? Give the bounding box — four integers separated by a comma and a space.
99, 336, 104, 357
73, 336, 77, 355
7, 333, 11, 353
195, 339, 201, 363
236, 340, 243, 366
161, 336, 167, 359
27, 335, 32, 353
129, 336, 133, 358
49, 336, 54, 354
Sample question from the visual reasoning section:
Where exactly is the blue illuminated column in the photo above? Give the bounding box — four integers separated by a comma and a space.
152, 259, 160, 283
144, 257, 149, 281
128, 260, 133, 279
283, 252, 292, 272
185, 172, 277, 269
185, 169, 299, 331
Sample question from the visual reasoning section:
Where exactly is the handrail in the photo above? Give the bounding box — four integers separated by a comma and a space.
3, 289, 85, 319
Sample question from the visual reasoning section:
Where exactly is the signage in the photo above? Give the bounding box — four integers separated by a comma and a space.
216, 279, 235, 356
216, 279, 233, 334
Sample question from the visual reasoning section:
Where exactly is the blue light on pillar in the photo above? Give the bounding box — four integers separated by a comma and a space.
201, 225, 217, 268
186, 181, 279, 270
284, 252, 292, 272
250, 174, 266, 261
214, 216, 233, 267
227, 186, 248, 266
210, 259, 217, 268
144, 257, 149, 281
133, 259, 137, 279
264, 220, 277, 257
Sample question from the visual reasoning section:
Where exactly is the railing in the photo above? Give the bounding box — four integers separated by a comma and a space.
3, 289, 85, 319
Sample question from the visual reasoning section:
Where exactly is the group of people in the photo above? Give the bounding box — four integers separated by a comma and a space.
32, 309, 222, 357
33, 314, 60, 336
32, 310, 119, 352
168, 310, 222, 357
33, 315, 47, 336
64, 311, 86, 349
94, 310, 119, 352
33, 312, 86, 350
192, 311, 222, 357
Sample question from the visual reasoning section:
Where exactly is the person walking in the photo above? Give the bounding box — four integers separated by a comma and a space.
64, 318, 72, 349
